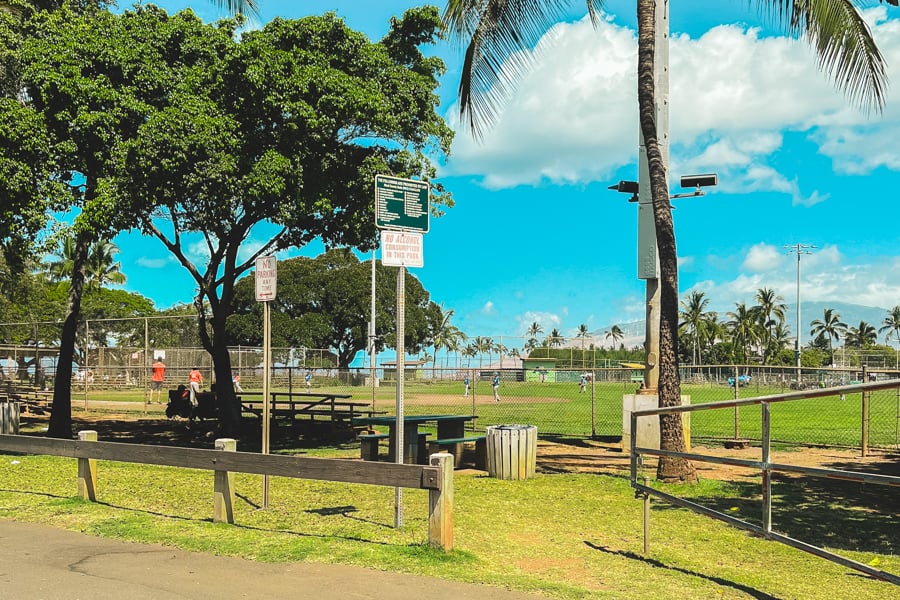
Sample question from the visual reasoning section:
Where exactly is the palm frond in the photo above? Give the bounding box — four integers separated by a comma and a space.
444, 1, 606, 137
756, 0, 889, 112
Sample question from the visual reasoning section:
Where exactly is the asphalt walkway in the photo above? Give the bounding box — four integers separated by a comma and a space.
0, 520, 543, 600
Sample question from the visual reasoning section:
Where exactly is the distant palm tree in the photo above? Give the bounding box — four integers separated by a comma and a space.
86, 240, 127, 291
878, 305, 900, 346
474, 336, 494, 367
605, 325, 623, 349
845, 321, 878, 348
431, 306, 466, 376
810, 308, 846, 365
527, 321, 543, 340
548, 328, 564, 348
576, 323, 590, 362
754, 287, 786, 364
726, 302, 760, 364
46, 237, 126, 291
679, 291, 713, 365
524, 337, 537, 352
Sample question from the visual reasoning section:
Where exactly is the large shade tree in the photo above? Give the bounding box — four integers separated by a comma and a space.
113, 7, 453, 435
443, 0, 895, 482
227, 249, 443, 369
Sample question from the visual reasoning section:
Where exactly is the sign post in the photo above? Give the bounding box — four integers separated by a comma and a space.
374, 175, 429, 529
255, 255, 277, 508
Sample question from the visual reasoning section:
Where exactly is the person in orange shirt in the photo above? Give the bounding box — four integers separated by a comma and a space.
188, 367, 203, 407
150, 360, 166, 404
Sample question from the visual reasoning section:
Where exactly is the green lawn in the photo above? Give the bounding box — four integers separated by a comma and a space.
0, 449, 895, 599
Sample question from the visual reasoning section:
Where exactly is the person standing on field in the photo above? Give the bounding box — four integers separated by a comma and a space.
150, 359, 166, 404
189, 367, 203, 406
305, 370, 312, 391
463, 373, 470, 397
492, 372, 501, 402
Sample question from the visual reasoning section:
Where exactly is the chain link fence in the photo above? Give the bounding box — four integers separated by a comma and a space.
2, 338, 898, 452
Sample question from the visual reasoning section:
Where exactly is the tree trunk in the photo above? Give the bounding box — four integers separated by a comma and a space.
209, 317, 241, 437
637, 0, 697, 483
48, 232, 91, 438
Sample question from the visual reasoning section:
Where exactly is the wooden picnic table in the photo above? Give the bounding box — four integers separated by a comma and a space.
351, 414, 476, 465
240, 392, 382, 433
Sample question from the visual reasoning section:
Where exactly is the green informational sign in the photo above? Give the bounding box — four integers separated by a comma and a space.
375, 175, 429, 233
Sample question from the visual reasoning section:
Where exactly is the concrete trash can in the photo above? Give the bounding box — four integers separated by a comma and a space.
1, 400, 19, 434
486, 425, 537, 480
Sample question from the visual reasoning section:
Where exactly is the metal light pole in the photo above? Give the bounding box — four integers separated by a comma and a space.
785, 243, 814, 385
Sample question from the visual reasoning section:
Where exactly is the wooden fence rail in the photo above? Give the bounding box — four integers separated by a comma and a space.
0, 432, 454, 550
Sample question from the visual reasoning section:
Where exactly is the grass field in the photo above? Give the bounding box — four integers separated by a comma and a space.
72, 378, 900, 450
0, 446, 896, 599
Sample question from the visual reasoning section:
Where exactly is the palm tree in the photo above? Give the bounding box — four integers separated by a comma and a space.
753, 287, 786, 364
443, 0, 892, 482
86, 240, 127, 291
845, 321, 878, 348
474, 336, 494, 368
810, 308, 846, 366
431, 306, 467, 376
679, 291, 713, 365
878, 305, 900, 345
726, 302, 760, 365
605, 325, 624, 349
576, 323, 590, 364
527, 321, 543, 341
46, 237, 126, 291
548, 328, 564, 348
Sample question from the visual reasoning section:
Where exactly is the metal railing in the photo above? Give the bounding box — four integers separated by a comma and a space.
630, 379, 900, 585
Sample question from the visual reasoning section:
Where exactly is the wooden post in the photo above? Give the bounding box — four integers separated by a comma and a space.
77, 430, 97, 501
214, 438, 236, 524
428, 452, 453, 551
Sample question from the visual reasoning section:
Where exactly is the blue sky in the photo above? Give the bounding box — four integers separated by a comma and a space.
111, 1, 900, 348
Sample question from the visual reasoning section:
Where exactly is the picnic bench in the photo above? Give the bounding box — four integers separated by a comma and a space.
1, 388, 53, 415
240, 392, 383, 436
352, 414, 481, 467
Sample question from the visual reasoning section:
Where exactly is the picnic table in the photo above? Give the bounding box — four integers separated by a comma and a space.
352, 414, 479, 466
240, 392, 382, 434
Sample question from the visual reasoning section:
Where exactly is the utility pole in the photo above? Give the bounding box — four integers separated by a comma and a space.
785, 243, 815, 385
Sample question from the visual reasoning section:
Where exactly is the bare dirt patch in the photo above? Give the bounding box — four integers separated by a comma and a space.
534, 438, 900, 481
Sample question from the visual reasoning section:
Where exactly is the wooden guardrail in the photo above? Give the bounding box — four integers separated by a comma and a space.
0, 432, 455, 550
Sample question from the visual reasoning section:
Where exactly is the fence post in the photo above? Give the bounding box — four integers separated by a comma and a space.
77, 430, 97, 501
428, 452, 454, 551
861, 366, 869, 457
213, 438, 236, 524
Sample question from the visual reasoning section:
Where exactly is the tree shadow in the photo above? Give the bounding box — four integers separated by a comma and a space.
583, 541, 778, 599
652, 465, 899, 556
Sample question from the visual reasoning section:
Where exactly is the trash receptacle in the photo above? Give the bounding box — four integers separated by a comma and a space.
1, 400, 19, 434
486, 424, 537, 480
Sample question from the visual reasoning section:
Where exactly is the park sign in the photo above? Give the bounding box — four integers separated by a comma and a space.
255, 255, 277, 302
375, 174, 429, 233
381, 230, 424, 268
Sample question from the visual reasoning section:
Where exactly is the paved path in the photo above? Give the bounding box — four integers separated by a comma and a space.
0, 520, 543, 600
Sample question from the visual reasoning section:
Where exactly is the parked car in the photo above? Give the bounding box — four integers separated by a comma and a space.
727, 374, 751, 387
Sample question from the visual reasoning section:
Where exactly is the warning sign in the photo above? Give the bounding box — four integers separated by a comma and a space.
381, 231, 423, 268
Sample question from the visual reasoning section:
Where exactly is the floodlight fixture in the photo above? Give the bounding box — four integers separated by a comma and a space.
680, 174, 718, 189
608, 180, 639, 202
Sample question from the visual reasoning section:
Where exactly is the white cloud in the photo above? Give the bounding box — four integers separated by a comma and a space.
688, 244, 900, 314
135, 256, 172, 269
742, 243, 782, 272
515, 311, 562, 334
481, 301, 496, 315
446, 10, 900, 193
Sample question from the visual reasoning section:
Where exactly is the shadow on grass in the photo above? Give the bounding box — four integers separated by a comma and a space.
584, 542, 778, 599
652, 466, 899, 556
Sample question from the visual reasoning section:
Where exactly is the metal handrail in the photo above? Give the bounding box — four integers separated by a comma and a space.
630, 379, 900, 585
